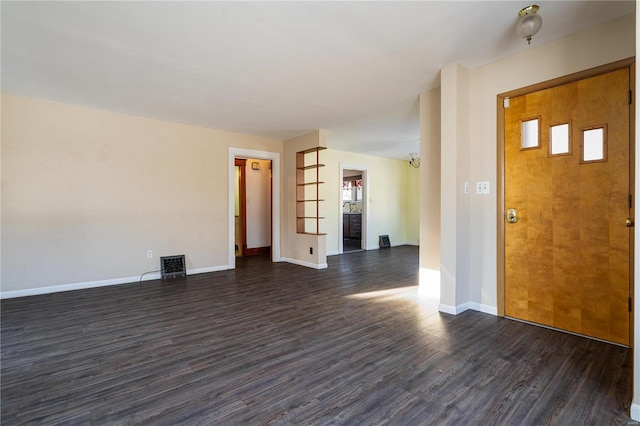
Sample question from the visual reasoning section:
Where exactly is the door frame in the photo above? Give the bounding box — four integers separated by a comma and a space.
339, 163, 369, 253
496, 57, 635, 320
228, 148, 281, 269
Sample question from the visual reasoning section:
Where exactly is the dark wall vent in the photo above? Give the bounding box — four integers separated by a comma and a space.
161, 255, 186, 279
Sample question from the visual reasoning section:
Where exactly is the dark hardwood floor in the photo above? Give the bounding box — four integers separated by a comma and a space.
342, 238, 362, 252
1, 246, 635, 425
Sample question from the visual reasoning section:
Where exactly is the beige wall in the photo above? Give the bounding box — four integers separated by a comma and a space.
1, 94, 282, 294
427, 13, 636, 313
0, 96, 418, 292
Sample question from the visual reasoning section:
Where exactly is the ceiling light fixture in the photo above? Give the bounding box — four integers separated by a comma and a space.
408, 152, 420, 168
517, 5, 542, 45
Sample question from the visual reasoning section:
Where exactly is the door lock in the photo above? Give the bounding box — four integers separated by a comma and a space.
506, 208, 517, 224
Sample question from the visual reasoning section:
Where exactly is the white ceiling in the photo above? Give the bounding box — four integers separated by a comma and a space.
1, 1, 635, 159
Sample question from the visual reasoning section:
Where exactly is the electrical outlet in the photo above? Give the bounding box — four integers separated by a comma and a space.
464, 181, 470, 194
147, 250, 153, 259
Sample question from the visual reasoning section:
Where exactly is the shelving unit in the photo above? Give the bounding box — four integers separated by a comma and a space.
296, 147, 326, 235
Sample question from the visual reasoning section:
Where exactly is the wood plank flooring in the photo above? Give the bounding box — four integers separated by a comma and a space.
342, 238, 362, 252
1, 246, 635, 425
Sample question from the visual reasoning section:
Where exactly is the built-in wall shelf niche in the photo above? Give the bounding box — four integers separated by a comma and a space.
296, 147, 326, 235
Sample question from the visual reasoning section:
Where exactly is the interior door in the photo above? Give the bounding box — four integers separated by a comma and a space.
504, 67, 632, 345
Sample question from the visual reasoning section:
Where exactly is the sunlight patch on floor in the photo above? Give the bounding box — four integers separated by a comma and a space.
345, 267, 441, 306
346, 286, 419, 303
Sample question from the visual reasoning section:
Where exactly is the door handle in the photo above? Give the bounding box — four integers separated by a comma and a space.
626, 218, 635, 227
506, 208, 517, 224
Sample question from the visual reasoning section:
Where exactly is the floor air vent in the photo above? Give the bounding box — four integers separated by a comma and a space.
161, 255, 186, 279
379, 235, 391, 249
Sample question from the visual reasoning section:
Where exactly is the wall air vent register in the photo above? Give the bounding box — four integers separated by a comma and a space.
160, 255, 186, 279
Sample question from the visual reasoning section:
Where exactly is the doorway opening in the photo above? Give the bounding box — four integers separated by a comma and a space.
340, 164, 368, 253
235, 158, 272, 258
228, 148, 281, 269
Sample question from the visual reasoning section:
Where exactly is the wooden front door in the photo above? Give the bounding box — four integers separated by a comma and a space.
504, 67, 632, 345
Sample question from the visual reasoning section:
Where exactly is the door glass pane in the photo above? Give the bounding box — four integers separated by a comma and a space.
582, 128, 605, 162
521, 118, 539, 149
342, 181, 352, 201
550, 123, 570, 155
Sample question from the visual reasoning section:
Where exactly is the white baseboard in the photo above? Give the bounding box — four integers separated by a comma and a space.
631, 403, 640, 421
365, 242, 419, 250
329, 244, 417, 255
189, 265, 228, 275
468, 302, 498, 315
439, 302, 497, 316
456, 302, 474, 314
438, 304, 458, 315
1, 276, 145, 299
0, 265, 229, 299
281, 257, 328, 269
140, 272, 162, 281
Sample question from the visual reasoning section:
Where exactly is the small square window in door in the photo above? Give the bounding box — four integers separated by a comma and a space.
549, 123, 571, 156
581, 125, 607, 163
521, 117, 540, 150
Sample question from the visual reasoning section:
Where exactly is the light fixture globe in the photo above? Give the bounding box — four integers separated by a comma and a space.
517, 5, 542, 44
408, 152, 420, 168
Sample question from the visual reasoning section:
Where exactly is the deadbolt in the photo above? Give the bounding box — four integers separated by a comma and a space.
626, 218, 635, 227
506, 208, 517, 224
